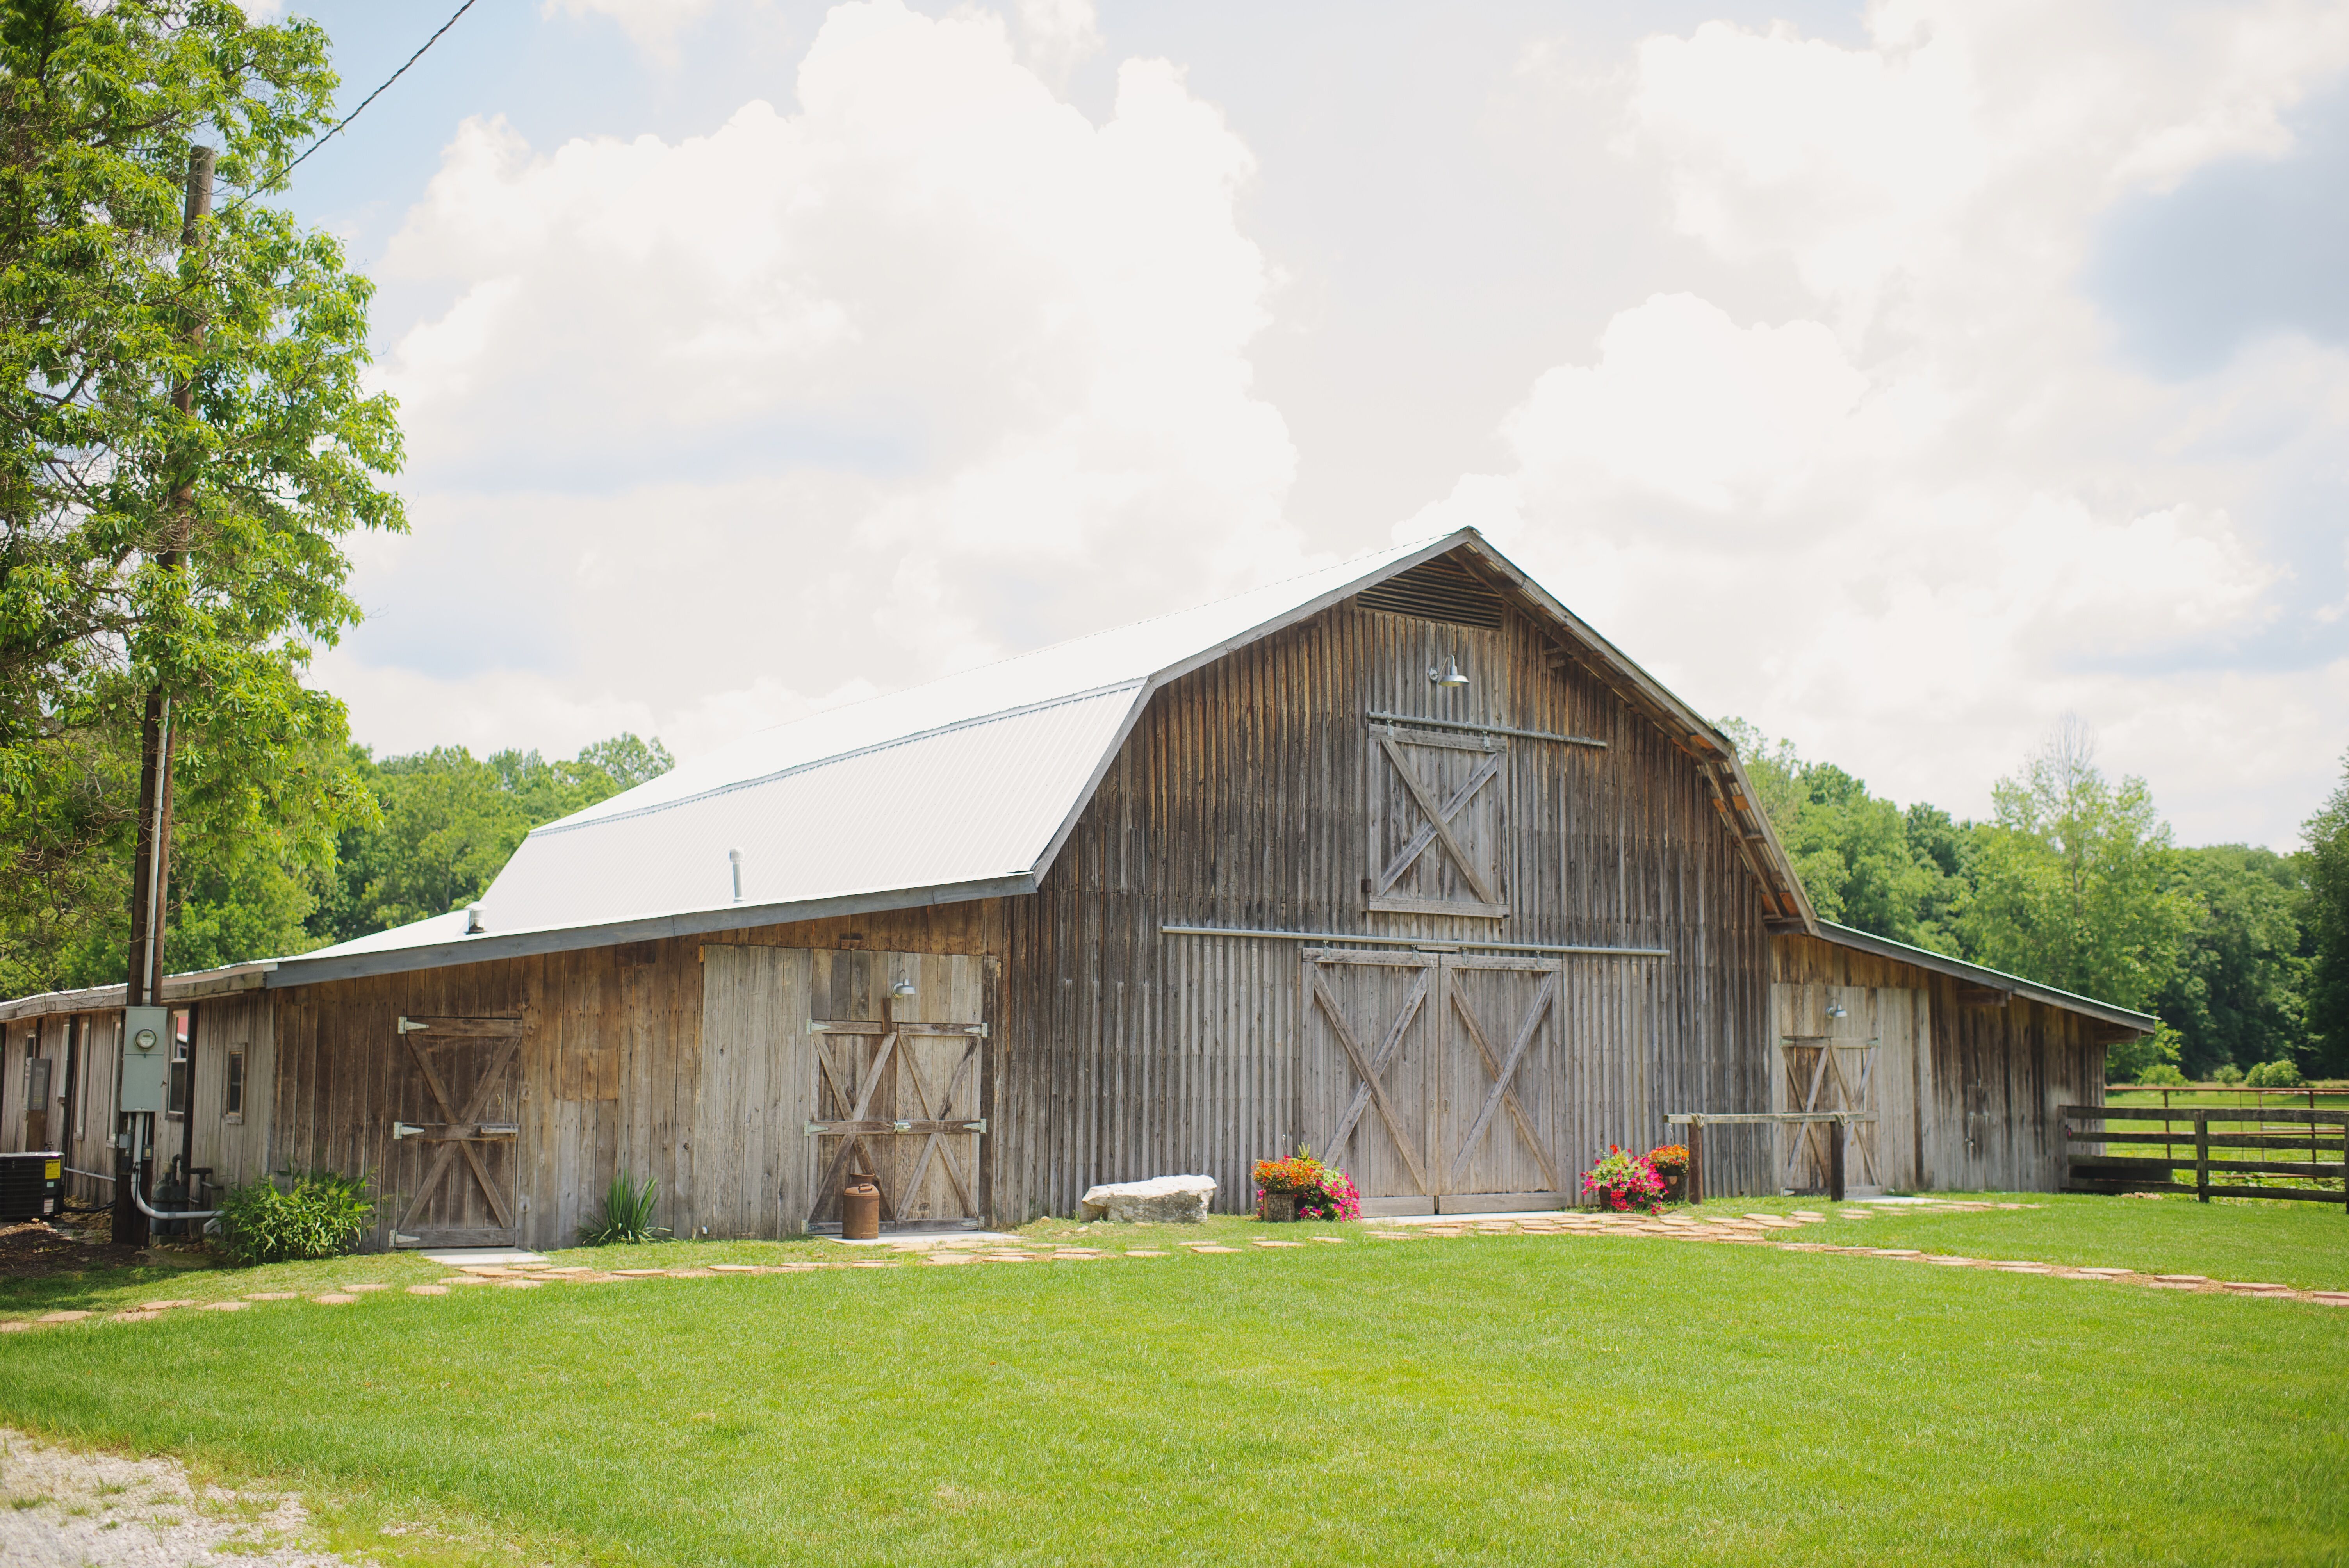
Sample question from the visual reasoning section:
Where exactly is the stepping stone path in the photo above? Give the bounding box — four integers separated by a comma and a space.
10, 1197, 2346, 1334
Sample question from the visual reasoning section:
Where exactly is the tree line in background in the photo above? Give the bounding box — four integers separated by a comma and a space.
1727, 718, 2349, 1085
0, 732, 671, 998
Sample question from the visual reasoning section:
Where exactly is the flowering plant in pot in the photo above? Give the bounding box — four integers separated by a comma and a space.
1645, 1144, 1691, 1203
1581, 1146, 1668, 1213
1252, 1149, 1362, 1222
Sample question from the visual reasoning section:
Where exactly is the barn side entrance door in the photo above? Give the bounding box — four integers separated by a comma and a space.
387, 1016, 523, 1249
1776, 1002, 1882, 1197
1303, 949, 1565, 1216
798, 950, 992, 1234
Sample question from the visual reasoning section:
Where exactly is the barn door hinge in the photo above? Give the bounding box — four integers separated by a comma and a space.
964, 1023, 989, 1038
397, 1017, 430, 1034
962, 1118, 987, 1134
392, 1121, 429, 1140
389, 1231, 423, 1248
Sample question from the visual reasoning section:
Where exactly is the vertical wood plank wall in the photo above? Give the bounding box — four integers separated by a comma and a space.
997, 597, 1779, 1220
1772, 934, 2107, 1192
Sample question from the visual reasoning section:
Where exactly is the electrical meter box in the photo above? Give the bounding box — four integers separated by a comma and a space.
119, 1005, 171, 1115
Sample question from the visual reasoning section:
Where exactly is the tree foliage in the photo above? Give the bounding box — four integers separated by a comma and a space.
2304, 750, 2349, 1077
1725, 715, 2342, 1081
1959, 719, 2190, 1012
0, 0, 401, 993
308, 734, 674, 945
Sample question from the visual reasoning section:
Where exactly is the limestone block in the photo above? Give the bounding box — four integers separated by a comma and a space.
1078, 1174, 1217, 1224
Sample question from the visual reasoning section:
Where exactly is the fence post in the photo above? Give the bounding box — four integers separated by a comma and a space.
2195, 1112, 2210, 1204
1829, 1117, 1846, 1204
1688, 1118, 1705, 1207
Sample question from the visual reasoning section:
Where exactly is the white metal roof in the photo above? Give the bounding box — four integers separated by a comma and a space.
285, 534, 1447, 977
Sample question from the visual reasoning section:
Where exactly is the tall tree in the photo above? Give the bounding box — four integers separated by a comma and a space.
0, 1, 402, 994
2303, 749, 2349, 1076
1960, 719, 2190, 1011
2153, 845, 2309, 1078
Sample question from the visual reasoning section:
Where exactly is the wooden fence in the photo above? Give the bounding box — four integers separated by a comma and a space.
2061, 1103, 2349, 1209
1668, 1111, 1874, 1205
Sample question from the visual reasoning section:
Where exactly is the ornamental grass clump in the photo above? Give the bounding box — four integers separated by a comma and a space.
1251, 1149, 1362, 1221
216, 1168, 376, 1266
1581, 1146, 1667, 1213
579, 1169, 670, 1245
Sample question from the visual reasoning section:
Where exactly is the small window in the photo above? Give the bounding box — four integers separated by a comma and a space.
166, 1010, 191, 1119
223, 1049, 246, 1121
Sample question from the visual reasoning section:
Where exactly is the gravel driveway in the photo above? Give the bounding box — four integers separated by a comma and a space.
0, 1427, 355, 1568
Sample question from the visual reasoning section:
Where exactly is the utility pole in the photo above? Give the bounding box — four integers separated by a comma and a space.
117, 145, 212, 1248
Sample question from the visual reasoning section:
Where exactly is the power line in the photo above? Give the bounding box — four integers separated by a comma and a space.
281, 0, 483, 180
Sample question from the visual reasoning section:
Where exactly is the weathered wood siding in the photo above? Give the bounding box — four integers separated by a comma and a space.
1772, 934, 2106, 1192
996, 593, 1779, 1219
266, 904, 1003, 1250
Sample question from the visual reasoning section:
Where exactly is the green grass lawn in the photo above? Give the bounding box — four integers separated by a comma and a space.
4, 1199, 2347, 1566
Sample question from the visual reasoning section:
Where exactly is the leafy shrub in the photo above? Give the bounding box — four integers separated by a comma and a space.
216, 1168, 376, 1265
2136, 1063, 2189, 1086
2246, 1059, 2306, 1088
1251, 1149, 1361, 1221
579, 1169, 670, 1245
2212, 1063, 2246, 1085
1582, 1146, 1667, 1213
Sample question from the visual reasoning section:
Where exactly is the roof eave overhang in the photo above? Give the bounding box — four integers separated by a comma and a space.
1806, 920, 2158, 1033
0, 960, 277, 1025
261, 874, 1037, 991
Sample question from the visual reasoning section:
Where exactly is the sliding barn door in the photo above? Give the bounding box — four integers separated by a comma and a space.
1303, 949, 1438, 1214
1435, 956, 1565, 1211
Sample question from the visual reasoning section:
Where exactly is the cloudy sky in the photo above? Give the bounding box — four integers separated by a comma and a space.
265, 0, 2349, 850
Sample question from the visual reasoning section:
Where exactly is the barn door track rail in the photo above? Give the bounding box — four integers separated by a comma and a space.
2061, 1104, 2349, 1210
1160, 925, 1669, 957
1365, 711, 1608, 747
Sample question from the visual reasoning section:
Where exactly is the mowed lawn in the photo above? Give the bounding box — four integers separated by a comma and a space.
3, 1202, 2346, 1567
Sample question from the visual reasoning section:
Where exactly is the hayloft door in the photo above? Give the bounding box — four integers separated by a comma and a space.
1365, 722, 1509, 919
1303, 949, 1438, 1215
387, 1016, 523, 1249
799, 950, 991, 1233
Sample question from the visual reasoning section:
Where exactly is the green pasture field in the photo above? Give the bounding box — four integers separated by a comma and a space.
4, 1196, 2347, 1566
2092, 1088, 2349, 1202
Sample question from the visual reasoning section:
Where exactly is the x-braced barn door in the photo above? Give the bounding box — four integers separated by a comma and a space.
388, 1016, 523, 1248
1366, 722, 1509, 920
1305, 949, 1564, 1215
804, 1002, 988, 1232
1777, 1021, 1881, 1197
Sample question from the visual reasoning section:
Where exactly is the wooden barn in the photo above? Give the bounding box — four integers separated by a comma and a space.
0, 529, 2154, 1247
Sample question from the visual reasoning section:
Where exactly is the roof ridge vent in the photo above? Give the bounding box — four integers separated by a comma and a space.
1356, 553, 1506, 629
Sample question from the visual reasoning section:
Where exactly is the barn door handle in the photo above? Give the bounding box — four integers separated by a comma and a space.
393, 1122, 430, 1140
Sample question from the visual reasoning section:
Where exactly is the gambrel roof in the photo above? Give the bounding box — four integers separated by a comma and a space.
5, 528, 1820, 1004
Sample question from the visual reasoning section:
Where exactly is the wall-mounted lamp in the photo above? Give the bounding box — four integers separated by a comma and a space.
1825, 1001, 1848, 1019
1428, 657, 1469, 688
891, 979, 918, 999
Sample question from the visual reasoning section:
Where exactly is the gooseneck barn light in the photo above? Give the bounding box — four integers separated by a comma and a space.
1429, 657, 1469, 688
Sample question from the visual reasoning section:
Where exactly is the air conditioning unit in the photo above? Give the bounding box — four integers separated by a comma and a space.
0, 1152, 63, 1222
